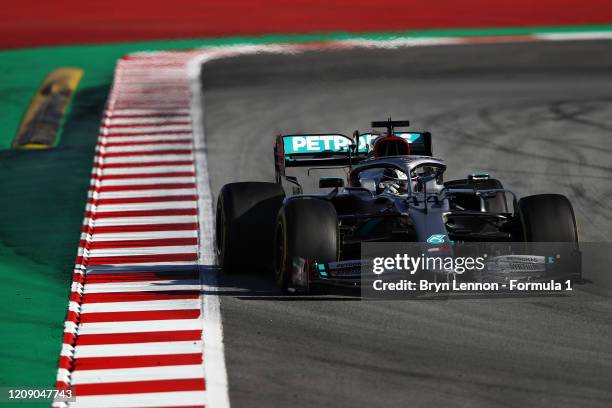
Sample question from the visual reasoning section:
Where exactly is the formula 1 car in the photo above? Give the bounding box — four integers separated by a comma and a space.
216, 119, 580, 292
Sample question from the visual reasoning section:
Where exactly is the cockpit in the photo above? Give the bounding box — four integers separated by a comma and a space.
349, 159, 446, 196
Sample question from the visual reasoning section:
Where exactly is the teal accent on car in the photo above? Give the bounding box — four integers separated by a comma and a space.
426, 234, 447, 244
283, 134, 352, 155
317, 263, 328, 278
282, 132, 426, 156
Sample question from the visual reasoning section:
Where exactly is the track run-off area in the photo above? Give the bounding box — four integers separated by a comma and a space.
53, 32, 612, 407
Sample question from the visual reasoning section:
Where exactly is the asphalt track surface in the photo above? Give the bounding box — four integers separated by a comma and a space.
201, 41, 612, 407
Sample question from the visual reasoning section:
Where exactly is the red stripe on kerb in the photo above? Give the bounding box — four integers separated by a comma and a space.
88, 195, 197, 205
102, 121, 191, 128
94, 160, 194, 168
82, 223, 198, 233
78, 290, 199, 303
58, 356, 72, 370
91, 183, 195, 192
111, 90, 189, 96
92, 171, 195, 180
102, 130, 192, 138
74, 354, 203, 371
96, 149, 193, 158
76, 330, 202, 345
86, 270, 198, 284
104, 112, 189, 119
66, 311, 79, 323
83, 238, 198, 249
102, 139, 192, 147
80, 309, 200, 323
76, 253, 197, 265
112, 104, 192, 111
63, 332, 76, 345
85, 208, 197, 218
74, 378, 205, 396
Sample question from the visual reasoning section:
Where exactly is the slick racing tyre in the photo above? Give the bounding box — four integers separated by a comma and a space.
216, 182, 285, 273
518, 194, 578, 242
274, 198, 338, 290
445, 178, 508, 213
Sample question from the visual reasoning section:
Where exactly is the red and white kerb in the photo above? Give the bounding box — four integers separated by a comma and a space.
56, 52, 207, 408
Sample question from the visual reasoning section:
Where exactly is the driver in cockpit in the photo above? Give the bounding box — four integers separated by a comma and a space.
373, 134, 411, 158
358, 134, 442, 194
358, 134, 412, 194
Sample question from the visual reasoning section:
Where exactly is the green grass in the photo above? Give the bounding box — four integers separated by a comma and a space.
0, 56, 109, 401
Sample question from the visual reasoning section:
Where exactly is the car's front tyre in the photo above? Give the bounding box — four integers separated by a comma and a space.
518, 194, 578, 242
274, 198, 338, 290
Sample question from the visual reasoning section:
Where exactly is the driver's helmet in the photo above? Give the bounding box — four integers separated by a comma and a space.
373, 135, 410, 158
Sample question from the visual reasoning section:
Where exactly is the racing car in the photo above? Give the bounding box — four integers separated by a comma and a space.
216, 119, 580, 292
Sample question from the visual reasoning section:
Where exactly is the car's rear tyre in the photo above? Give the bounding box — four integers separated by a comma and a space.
518, 194, 578, 242
216, 182, 285, 273
274, 199, 338, 290
444, 178, 508, 213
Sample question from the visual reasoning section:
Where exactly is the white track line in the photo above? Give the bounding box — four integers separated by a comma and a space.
74, 341, 203, 358
97, 165, 195, 175
83, 216, 197, 226
82, 231, 198, 241
78, 319, 203, 335
96, 154, 193, 164
80, 299, 201, 313
71, 365, 205, 384
189, 53, 231, 408
535, 31, 612, 41
90, 189, 197, 199
85, 246, 198, 257
91, 201, 197, 212
95, 177, 196, 186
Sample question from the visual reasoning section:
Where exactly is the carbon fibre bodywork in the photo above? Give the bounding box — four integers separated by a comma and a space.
264, 121, 580, 291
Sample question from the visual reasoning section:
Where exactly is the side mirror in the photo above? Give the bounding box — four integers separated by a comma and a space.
319, 177, 344, 189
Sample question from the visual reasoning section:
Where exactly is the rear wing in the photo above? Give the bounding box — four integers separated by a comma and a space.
274, 130, 433, 175
359, 131, 432, 156
275, 134, 357, 173
371, 119, 411, 130
368, 119, 432, 156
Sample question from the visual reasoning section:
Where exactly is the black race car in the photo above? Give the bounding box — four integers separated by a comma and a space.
216, 120, 580, 293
